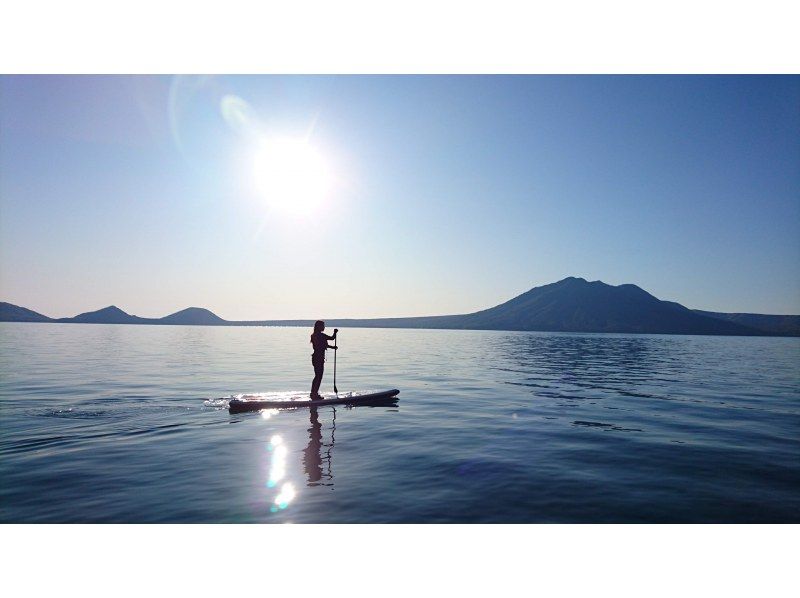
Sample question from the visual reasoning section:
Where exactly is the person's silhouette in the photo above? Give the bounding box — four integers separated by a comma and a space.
302, 406, 335, 487
310, 320, 337, 400
303, 407, 323, 484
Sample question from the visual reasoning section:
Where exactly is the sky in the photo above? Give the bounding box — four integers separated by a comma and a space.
1, 75, 798, 319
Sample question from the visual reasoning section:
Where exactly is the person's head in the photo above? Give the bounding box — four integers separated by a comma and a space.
311, 320, 325, 344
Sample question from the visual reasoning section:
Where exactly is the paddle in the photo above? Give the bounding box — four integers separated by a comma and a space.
333, 329, 339, 395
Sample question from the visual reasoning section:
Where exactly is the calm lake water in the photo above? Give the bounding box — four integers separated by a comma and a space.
1, 322, 798, 523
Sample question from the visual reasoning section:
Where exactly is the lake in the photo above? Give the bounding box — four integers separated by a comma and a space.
1, 322, 798, 523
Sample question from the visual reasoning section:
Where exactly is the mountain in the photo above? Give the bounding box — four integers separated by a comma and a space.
1, 278, 797, 336
57, 305, 150, 324
457, 277, 760, 335
0, 302, 53, 322
324, 277, 761, 336
693, 310, 800, 337
158, 307, 227, 326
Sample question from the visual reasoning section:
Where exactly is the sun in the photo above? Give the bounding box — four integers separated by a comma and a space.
253, 137, 333, 215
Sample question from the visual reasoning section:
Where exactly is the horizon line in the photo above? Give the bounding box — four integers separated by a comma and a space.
3, 276, 800, 319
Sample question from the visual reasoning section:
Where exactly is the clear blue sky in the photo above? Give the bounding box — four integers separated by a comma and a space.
1, 75, 798, 319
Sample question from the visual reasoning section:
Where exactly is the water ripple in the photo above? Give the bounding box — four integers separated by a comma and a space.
1, 324, 798, 522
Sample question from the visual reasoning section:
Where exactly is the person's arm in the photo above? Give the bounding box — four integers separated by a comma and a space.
325, 328, 339, 348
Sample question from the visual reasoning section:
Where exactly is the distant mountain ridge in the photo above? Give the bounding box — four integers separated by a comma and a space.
0, 303, 52, 323
692, 310, 800, 337
56, 305, 149, 325
2, 277, 798, 336
324, 277, 766, 336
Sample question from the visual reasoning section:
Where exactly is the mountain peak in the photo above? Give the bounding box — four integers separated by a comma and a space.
95, 305, 127, 315
160, 307, 226, 325
67, 305, 141, 324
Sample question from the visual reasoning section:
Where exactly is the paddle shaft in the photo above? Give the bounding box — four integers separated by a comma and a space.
333, 334, 338, 394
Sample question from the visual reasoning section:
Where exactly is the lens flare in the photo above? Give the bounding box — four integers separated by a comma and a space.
220, 94, 261, 139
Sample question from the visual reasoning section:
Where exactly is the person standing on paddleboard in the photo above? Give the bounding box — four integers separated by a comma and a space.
310, 320, 337, 400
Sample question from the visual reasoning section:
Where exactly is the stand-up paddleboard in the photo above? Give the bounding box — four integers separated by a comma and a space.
227, 389, 400, 413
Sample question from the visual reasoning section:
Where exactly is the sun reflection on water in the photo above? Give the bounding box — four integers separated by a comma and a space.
266, 435, 287, 488
260, 408, 279, 420
264, 433, 298, 513
273, 483, 296, 511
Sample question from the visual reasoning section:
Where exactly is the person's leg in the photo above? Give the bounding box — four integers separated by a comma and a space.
315, 360, 325, 397
310, 357, 319, 397
311, 357, 324, 397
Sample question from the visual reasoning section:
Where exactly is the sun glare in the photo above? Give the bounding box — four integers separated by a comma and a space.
253, 137, 333, 215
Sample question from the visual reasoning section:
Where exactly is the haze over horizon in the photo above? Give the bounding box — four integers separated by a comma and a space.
1, 75, 799, 319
